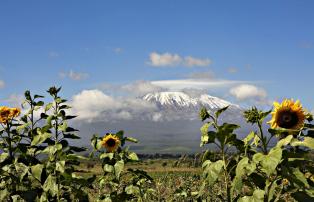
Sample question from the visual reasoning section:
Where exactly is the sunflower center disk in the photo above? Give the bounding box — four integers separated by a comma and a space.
106, 139, 116, 147
277, 110, 298, 129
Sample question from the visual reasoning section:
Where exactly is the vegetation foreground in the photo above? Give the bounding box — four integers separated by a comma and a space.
0, 87, 313, 201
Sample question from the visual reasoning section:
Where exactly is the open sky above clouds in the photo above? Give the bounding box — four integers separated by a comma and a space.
0, 0, 314, 114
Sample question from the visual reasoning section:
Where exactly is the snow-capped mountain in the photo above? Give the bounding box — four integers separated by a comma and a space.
143, 91, 240, 111
141, 91, 242, 122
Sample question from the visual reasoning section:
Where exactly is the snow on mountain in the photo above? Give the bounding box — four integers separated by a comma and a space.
141, 91, 242, 122
142, 91, 240, 111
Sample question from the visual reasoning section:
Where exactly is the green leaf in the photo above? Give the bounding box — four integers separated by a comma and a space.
116, 130, 124, 139
56, 161, 65, 173
31, 164, 44, 182
253, 147, 282, 176
231, 157, 256, 194
199, 107, 210, 121
91, 135, 102, 150
238, 189, 265, 202
114, 160, 124, 179
125, 137, 138, 143
0, 152, 9, 163
100, 153, 114, 160
243, 131, 255, 146
291, 137, 314, 149
200, 122, 214, 146
128, 152, 139, 161
202, 160, 224, 186
215, 105, 229, 118
276, 135, 293, 148
0, 189, 9, 201
103, 164, 114, 173
125, 185, 140, 195
63, 133, 80, 139
201, 122, 212, 136
31, 131, 51, 146
43, 174, 58, 197
36, 101, 44, 106
267, 180, 279, 202
45, 103, 53, 111
15, 162, 29, 182
292, 168, 309, 188
58, 121, 68, 132
46, 115, 53, 125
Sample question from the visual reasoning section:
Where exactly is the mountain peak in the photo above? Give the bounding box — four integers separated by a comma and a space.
142, 91, 238, 110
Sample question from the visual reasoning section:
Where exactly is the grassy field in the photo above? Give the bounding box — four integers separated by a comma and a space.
77, 156, 297, 202
79, 157, 206, 201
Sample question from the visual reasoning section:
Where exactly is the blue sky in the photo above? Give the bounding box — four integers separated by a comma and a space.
0, 0, 314, 111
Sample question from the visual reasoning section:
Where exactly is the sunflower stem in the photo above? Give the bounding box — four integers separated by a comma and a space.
257, 121, 268, 154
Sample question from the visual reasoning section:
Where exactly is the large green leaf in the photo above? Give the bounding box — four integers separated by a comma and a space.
276, 135, 293, 148
243, 131, 255, 146
31, 131, 51, 146
238, 189, 265, 202
291, 137, 314, 149
253, 147, 282, 176
31, 164, 44, 182
202, 160, 224, 186
43, 174, 58, 197
0, 189, 9, 201
114, 160, 124, 179
15, 162, 29, 182
0, 152, 9, 163
128, 152, 139, 161
56, 161, 65, 173
232, 157, 256, 194
292, 168, 309, 188
100, 153, 114, 160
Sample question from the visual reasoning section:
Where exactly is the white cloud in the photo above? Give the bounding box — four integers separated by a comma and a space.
184, 56, 211, 67
70, 89, 157, 122
0, 80, 5, 89
151, 79, 247, 90
59, 70, 89, 81
229, 84, 267, 101
148, 52, 211, 67
70, 90, 118, 120
149, 52, 182, 67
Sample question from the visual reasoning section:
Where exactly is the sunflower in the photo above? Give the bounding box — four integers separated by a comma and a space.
268, 99, 305, 130
0, 106, 21, 124
9, 108, 21, 119
0, 106, 12, 123
100, 134, 121, 152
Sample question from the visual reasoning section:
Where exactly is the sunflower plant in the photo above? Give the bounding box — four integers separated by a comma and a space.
0, 87, 95, 201
91, 131, 156, 201
198, 99, 314, 201
0, 106, 25, 200
197, 106, 245, 201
